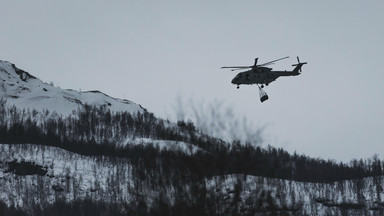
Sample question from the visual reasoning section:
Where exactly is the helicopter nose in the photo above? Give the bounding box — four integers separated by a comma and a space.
231, 78, 237, 84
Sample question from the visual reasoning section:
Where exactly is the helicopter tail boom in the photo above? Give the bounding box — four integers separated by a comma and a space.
292, 56, 307, 74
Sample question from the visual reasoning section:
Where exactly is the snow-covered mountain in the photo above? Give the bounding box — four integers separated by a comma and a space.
1, 60, 384, 215
0, 60, 145, 115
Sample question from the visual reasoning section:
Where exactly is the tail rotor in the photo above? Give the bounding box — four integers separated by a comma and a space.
292, 56, 307, 73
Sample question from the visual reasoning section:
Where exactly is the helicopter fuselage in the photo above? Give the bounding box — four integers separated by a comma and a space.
231, 67, 300, 86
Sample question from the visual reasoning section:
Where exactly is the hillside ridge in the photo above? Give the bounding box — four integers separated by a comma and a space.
0, 60, 145, 115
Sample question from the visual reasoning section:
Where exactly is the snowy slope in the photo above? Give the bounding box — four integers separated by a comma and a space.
0, 144, 136, 207
122, 137, 204, 155
0, 60, 145, 115
1, 143, 383, 215
206, 174, 384, 215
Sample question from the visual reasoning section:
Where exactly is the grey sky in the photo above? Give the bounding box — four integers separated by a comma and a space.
1, 1, 384, 162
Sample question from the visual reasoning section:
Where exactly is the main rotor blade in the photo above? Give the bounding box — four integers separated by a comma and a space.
221, 66, 252, 69
257, 62, 275, 67
257, 56, 289, 67
231, 68, 251, 71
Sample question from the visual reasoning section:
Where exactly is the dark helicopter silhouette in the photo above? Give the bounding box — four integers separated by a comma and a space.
221, 56, 307, 102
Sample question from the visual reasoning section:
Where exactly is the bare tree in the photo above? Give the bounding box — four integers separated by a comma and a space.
172, 95, 264, 146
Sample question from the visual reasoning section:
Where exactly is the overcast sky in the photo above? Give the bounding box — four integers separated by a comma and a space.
1, 1, 384, 162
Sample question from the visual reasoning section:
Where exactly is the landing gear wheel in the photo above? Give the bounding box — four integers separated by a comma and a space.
261, 85, 264, 88
237, 85, 239, 89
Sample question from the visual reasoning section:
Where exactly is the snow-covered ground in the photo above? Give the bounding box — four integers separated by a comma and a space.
121, 137, 204, 155
0, 144, 132, 207
206, 174, 384, 215
1, 143, 384, 215
0, 60, 145, 116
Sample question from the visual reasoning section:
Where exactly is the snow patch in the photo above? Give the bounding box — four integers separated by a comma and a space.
123, 137, 203, 155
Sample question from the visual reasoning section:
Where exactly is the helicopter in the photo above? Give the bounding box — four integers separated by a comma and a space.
221, 56, 307, 102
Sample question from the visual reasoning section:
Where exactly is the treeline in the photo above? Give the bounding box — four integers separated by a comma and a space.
0, 198, 221, 216
0, 98, 383, 184
0, 200, 129, 216
0, 103, 187, 146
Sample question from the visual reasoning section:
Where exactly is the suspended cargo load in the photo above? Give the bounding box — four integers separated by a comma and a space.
260, 94, 269, 103
258, 86, 269, 102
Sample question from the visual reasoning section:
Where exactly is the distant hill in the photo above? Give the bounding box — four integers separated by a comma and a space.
0, 60, 145, 115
